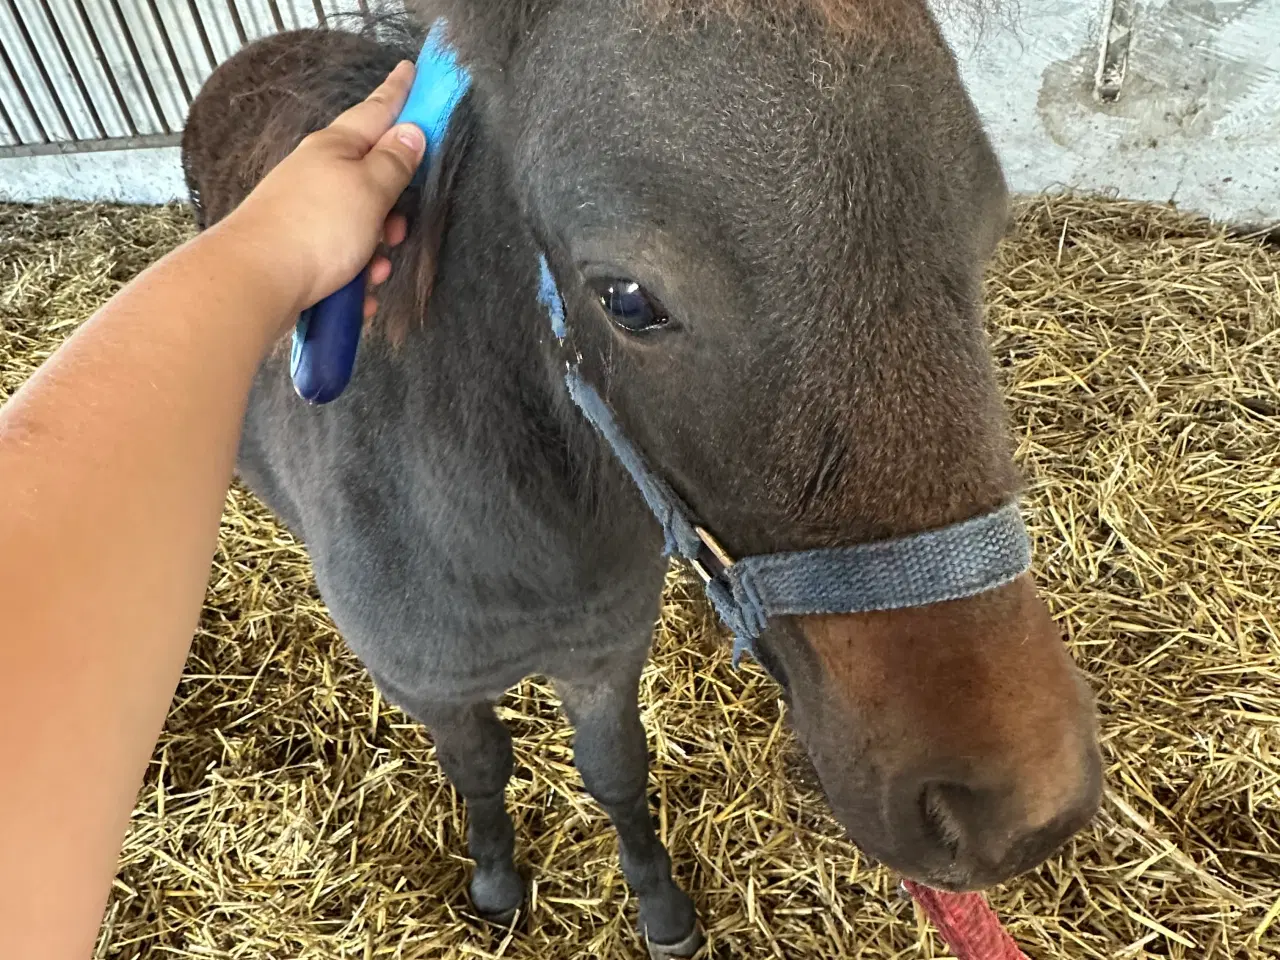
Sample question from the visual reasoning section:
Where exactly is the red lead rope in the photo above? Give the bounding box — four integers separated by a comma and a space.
901, 880, 1030, 960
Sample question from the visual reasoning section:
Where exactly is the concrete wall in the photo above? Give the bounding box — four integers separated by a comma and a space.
937, 0, 1280, 228
2, 0, 1278, 226
0, 146, 187, 205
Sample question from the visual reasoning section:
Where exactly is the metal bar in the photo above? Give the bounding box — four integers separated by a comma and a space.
0, 32, 48, 142
223, 0, 246, 46
264, 0, 285, 31
4, 0, 76, 138
311, 0, 326, 27
0, 90, 20, 143
1094, 0, 1136, 103
144, 0, 193, 106
72, 0, 138, 136
186, 0, 218, 70
0, 130, 180, 158
107, 0, 171, 134
37, 0, 106, 138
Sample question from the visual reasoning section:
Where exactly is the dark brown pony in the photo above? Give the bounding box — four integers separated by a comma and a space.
182, 1, 1101, 953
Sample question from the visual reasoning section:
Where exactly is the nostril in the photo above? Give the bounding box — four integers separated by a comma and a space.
891, 747, 1101, 888
918, 781, 967, 857
918, 780, 1023, 871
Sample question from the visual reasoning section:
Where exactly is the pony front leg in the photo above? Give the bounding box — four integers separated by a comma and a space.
415, 697, 525, 923
555, 663, 702, 958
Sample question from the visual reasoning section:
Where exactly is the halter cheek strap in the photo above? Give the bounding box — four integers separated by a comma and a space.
541, 257, 1033, 665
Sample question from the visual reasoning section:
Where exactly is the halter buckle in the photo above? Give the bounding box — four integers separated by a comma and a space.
691, 526, 735, 584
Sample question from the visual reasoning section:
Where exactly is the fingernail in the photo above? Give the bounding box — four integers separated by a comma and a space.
396, 124, 425, 152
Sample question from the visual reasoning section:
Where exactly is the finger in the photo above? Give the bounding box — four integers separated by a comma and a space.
369, 256, 392, 286
362, 122, 427, 202
384, 213, 408, 247
364, 296, 379, 320
328, 61, 416, 148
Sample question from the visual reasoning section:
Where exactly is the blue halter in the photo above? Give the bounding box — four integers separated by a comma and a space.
537, 257, 1032, 664
295, 23, 1033, 665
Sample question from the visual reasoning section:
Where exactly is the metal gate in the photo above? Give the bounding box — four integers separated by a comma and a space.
0, 0, 368, 160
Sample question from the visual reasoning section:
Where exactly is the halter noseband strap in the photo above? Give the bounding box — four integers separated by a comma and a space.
565, 369, 1032, 665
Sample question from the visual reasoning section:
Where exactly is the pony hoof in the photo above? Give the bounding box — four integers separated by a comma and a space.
646, 923, 704, 959
470, 868, 524, 926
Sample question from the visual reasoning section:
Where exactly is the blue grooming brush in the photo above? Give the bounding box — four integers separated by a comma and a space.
290, 21, 471, 404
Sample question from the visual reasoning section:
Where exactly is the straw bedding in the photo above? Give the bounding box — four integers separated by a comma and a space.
1, 196, 1277, 959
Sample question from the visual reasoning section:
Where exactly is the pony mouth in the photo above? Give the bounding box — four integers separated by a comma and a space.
910, 867, 983, 893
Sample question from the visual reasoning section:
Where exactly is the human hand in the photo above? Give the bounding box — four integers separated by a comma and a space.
219, 61, 427, 327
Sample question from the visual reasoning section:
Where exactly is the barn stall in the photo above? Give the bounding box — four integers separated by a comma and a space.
1, 2, 1278, 958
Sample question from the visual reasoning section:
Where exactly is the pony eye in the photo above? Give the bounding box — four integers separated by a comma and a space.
587, 278, 669, 333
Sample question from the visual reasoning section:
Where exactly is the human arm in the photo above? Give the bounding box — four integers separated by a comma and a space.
0, 62, 425, 960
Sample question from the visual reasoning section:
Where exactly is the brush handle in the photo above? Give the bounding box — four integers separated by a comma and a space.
289, 274, 367, 404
